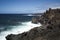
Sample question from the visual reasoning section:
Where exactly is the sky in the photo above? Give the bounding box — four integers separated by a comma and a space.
0, 0, 60, 13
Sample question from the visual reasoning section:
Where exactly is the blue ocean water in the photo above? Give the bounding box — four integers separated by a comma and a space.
0, 14, 41, 40
0, 14, 33, 32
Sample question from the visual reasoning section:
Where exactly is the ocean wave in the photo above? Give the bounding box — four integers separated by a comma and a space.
0, 21, 41, 40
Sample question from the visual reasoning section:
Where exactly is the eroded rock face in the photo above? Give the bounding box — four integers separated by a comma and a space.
6, 8, 60, 40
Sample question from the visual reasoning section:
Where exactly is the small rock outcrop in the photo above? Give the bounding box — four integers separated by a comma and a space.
6, 8, 60, 40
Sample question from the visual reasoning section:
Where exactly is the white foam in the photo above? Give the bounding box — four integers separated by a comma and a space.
0, 21, 41, 40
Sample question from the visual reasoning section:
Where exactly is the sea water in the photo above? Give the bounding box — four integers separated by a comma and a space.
0, 14, 41, 40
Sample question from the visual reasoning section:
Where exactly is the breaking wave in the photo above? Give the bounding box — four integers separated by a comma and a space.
0, 21, 41, 40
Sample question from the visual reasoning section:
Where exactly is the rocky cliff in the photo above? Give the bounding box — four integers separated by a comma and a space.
6, 8, 60, 40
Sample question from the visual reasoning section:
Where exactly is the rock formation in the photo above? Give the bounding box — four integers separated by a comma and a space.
6, 8, 60, 40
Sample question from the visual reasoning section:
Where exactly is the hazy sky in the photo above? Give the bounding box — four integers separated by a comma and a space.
0, 0, 60, 13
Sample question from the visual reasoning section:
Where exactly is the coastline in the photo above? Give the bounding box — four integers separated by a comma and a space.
6, 8, 60, 40
0, 21, 41, 40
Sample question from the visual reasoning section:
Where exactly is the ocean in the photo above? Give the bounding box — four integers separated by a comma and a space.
0, 14, 41, 40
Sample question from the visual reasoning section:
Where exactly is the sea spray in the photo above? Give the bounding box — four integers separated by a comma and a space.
0, 21, 41, 40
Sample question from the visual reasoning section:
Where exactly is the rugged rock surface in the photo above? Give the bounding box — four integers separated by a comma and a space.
6, 8, 60, 40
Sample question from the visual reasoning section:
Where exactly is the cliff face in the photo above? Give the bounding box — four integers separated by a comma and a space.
6, 8, 60, 40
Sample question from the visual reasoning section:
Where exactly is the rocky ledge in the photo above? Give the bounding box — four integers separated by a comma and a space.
6, 8, 60, 40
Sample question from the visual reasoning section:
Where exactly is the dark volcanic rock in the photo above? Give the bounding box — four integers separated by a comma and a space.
6, 8, 60, 40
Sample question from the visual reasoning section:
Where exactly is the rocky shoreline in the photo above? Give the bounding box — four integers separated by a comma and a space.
6, 8, 60, 40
